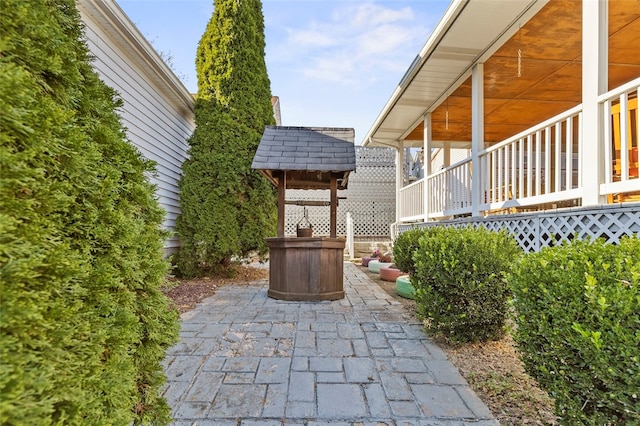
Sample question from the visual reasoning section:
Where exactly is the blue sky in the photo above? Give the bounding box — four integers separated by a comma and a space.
117, 0, 451, 144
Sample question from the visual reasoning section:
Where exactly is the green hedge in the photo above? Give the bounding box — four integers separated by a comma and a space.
412, 226, 521, 343
392, 227, 424, 275
509, 236, 640, 424
0, 1, 178, 423
175, 0, 276, 276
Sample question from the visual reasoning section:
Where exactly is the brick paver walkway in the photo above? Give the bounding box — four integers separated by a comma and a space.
163, 262, 497, 425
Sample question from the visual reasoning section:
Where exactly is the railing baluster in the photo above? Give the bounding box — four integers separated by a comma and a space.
497, 148, 503, 202
519, 138, 525, 198
577, 112, 583, 188
544, 127, 551, 195
440, 173, 444, 212
486, 154, 491, 204
535, 130, 542, 196
467, 162, 472, 206
504, 145, 510, 201
620, 93, 629, 181
428, 177, 432, 215
493, 151, 497, 203
603, 100, 612, 184
566, 117, 573, 189
527, 135, 533, 197
555, 123, 562, 191
511, 142, 517, 199
447, 170, 452, 211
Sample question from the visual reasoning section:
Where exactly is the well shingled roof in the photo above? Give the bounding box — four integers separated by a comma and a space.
252, 126, 356, 190
252, 126, 356, 172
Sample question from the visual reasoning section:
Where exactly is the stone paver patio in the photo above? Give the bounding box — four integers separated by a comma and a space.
163, 262, 497, 425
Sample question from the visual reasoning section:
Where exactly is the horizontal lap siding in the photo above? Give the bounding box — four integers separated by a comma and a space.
81, 15, 195, 253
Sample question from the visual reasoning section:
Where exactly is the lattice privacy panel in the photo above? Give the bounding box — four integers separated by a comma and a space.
285, 147, 396, 237
400, 203, 640, 252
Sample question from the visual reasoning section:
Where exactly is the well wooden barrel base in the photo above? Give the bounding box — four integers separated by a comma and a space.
266, 237, 345, 301
267, 288, 344, 301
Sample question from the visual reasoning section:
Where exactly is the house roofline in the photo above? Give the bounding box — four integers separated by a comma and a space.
362, 0, 547, 148
363, 0, 468, 147
78, 0, 195, 115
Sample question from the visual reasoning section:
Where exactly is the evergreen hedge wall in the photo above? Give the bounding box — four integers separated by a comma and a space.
0, 0, 179, 423
175, 0, 276, 276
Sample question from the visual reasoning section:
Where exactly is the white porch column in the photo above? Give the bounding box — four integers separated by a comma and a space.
423, 113, 432, 220
395, 139, 405, 223
471, 63, 485, 217
581, 0, 608, 206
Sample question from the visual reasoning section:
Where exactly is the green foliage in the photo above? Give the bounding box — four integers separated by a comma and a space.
392, 227, 424, 274
509, 236, 640, 424
176, 0, 276, 276
0, 0, 179, 423
412, 226, 521, 343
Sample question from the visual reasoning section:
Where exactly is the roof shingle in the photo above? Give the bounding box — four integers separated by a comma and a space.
252, 126, 356, 173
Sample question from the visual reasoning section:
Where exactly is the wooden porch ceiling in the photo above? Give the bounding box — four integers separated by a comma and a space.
402, 0, 640, 147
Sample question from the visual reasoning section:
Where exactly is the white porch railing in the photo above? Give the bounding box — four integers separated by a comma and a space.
479, 105, 583, 212
427, 158, 472, 218
599, 78, 639, 199
396, 77, 640, 223
398, 179, 424, 222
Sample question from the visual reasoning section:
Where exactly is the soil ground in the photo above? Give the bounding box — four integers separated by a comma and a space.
166, 263, 557, 425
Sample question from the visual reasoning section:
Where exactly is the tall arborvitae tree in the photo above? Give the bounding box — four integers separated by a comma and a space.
0, 0, 178, 423
175, 0, 277, 276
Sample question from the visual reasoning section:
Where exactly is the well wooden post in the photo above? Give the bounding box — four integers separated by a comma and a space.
277, 171, 286, 238
330, 174, 337, 238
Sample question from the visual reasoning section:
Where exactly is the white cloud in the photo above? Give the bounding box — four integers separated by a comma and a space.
272, 1, 428, 86
348, 3, 414, 27
356, 23, 414, 56
289, 27, 337, 47
301, 52, 357, 84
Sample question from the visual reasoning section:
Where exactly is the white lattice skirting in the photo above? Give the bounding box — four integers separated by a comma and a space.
400, 203, 640, 252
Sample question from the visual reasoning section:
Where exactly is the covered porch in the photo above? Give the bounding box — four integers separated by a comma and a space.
364, 0, 640, 228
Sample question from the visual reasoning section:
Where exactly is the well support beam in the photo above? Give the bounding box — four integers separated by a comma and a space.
277, 171, 286, 238
330, 174, 337, 238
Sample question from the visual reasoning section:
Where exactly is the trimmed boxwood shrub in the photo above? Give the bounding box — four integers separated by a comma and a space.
392, 227, 424, 275
0, 1, 178, 424
412, 226, 521, 343
509, 236, 640, 424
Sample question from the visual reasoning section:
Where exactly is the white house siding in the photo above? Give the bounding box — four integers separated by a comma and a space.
431, 148, 471, 171
78, 0, 195, 254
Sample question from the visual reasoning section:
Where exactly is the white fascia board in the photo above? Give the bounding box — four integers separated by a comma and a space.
362, 0, 469, 146
363, 0, 549, 148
